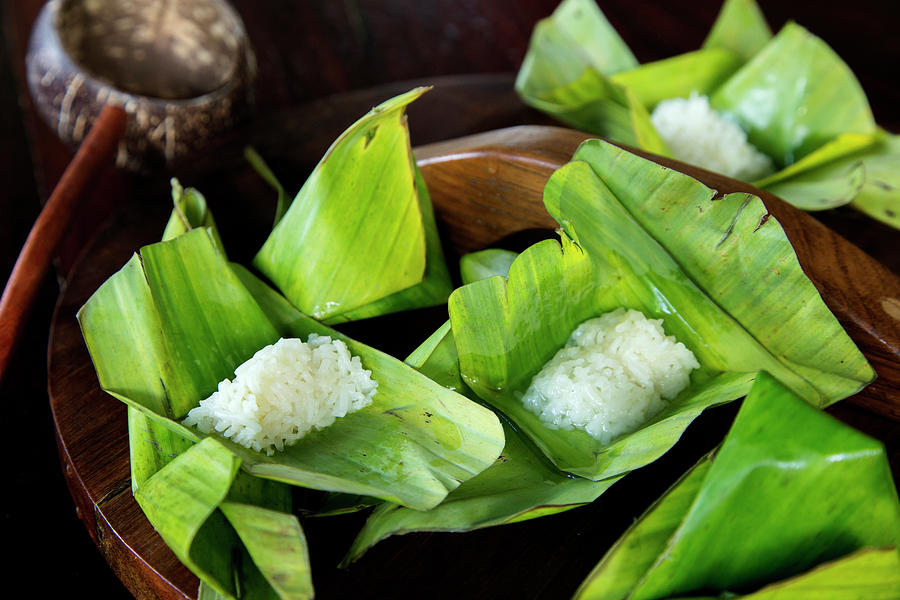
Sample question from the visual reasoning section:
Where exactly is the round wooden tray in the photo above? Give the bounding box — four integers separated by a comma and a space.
48, 78, 900, 599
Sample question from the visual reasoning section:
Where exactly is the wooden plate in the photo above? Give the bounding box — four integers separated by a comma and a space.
48, 79, 899, 599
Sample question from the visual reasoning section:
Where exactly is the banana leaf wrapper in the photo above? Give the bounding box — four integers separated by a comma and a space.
515, 0, 757, 154
449, 139, 872, 481
78, 225, 504, 511
131, 416, 314, 600
516, 0, 899, 221
574, 372, 900, 600
253, 87, 453, 323
130, 188, 314, 599
344, 317, 624, 565
701, 0, 773, 62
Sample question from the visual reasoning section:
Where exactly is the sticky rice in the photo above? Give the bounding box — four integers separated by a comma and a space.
651, 93, 775, 181
183, 335, 377, 455
521, 308, 699, 444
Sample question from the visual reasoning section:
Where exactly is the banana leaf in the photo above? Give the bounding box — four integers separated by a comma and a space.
458, 248, 517, 286
849, 132, 900, 228
344, 319, 624, 565
516, 1, 899, 222
162, 179, 225, 251
449, 140, 872, 480
516, 0, 752, 151
574, 372, 900, 600
134, 435, 313, 599
244, 147, 290, 226
129, 198, 314, 600
609, 49, 742, 111
710, 22, 876, 168
675, 548, 900, 600
514, 0, 667, 154
79, 226, 504, 511
759, 130, 900, 225
570, 139, 872, 404
253, 87, 453, 323
702, 0, 773, 62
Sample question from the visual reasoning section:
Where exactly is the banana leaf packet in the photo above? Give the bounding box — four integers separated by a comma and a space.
344, 138, 874, 564
516, 0, 900, 228
78, 90, 507, 599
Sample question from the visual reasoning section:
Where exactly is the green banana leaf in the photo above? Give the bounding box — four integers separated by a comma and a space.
574, 372, 900, 600
710, 22, 876, 168
130, 198, 314, 600
253, 87, 452, 323
244, 147, 290, 226
849, 132, 900, 228
515, 0, 754, 151
675, 548, 900, 600
516, 1, 899, 222
514, 0, 667, 154
162, 179, 225, 251
728, 548, 900, 600
516, 0, 637, 89
134, 435, 313, 599
129, 406, 194, 492
609, 48, 742, 111
458, 248, 517, 285
344, 320, 624, 565
134, 437, 244, 597
759, 130, 900, 225
570, 139, 872, 403
702, 0, 773, 62
449, 140, 872, 480
79, 226, 504, 511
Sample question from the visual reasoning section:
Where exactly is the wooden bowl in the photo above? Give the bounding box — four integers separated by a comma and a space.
47, 80, 900, 598
25, 0, 256, 172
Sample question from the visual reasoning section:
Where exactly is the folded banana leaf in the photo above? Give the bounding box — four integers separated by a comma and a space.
514, 0, 667, 153
253, 87, 453, 323
710, 22, 876, 168
574, 372, 900, 600
515, 0, 750, 152
130, 190, 313, 600
449, 139, 872, 480
676, 548, 900, 600
516, 0, 900, 223
458, 248, 517, 285
760, 130, 900, 227
79, 224, 504, 511
134, 432, 313, 600
344, 319, 624, 565
701, 0, 772, 61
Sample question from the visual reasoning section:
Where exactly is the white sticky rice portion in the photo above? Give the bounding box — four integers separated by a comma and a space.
183, 336, 377, 455
651, 93, 775, 181
521, 308, 699, 445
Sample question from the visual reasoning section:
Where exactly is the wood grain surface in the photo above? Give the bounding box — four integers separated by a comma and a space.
2, 1, 898, 598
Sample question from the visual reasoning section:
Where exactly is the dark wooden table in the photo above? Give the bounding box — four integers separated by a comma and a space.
1, 1, 898, 597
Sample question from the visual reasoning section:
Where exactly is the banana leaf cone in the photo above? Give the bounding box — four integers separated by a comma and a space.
448, 139, 873, 482
344, 317, 623, 565
128, 186, 313, 599
252, 87, 453, 324
79, 172, 504, 514
514, 0, 764, 155
574, 372, 900, 600
515, 0, 900, 225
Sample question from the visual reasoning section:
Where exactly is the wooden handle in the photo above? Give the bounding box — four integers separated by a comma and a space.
0, 104, 126, 381
415, 125, 900, 420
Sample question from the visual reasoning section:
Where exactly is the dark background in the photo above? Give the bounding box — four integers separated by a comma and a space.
1, 1, 898, 596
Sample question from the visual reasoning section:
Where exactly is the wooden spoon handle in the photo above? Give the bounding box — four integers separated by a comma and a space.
415, 125, 900, 420
0, 104, 126, 381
